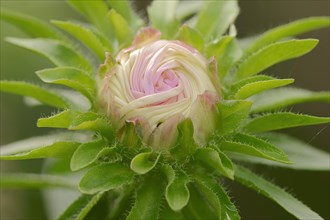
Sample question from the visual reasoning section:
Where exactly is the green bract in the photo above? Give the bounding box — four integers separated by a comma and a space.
1, 1, 329, 220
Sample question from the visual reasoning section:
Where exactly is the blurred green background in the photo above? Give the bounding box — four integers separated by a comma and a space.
1, 1, 329, 219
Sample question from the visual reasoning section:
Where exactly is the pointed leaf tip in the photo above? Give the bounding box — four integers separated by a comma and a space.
130, 152, 160, 175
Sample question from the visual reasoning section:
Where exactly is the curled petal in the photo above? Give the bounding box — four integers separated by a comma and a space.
150, 114, 184, 152
190, 91, 219, 145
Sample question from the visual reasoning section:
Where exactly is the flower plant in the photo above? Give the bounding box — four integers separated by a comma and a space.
1, 1, 330, 219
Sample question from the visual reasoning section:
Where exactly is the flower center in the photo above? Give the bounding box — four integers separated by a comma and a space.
154, 70, 179, 93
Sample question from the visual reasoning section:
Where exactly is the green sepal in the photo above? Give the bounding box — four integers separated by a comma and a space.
219, 133, 291, 164
170, 118, 197, 160
194, 147, 234, 179
57, 192, 105, 220
235, 165, 323, 220
6, 37, 93, 73
36, 67, 96, 103
126, 174, 165, 220
130, 152, 161, 175
70, 139, 112, 171
245, 112, 330, 133
163, 166, 190, 212
79, 162, 134, 194
250, 87, 330, 113
0, 80, 70, 109
217, 100, 252, 136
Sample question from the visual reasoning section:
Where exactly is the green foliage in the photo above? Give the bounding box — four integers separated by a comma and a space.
250, 87, 330, 113
164, 168, 190, 212
6, 38, 93, 72
127, 174, 164, 220
245, 112, 330, 132
219, 133, 291, 164
79, 163, 134, 194
1, 1, 329, 220
130, 152, 161, 175
36, 67, 96, 103
58, 192, 105, 220
0, 81, 70, 109
235, 165, 323, 220
195, 1, 239, 40
232, 133, 330, 170
235, 39, 318, 79
52, 20, 108, 60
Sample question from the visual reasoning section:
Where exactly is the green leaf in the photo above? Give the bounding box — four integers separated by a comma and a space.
130, 152, 160, 175
175, 1, 204, 21
1, 141, 80, 160
0, 132, 89, 155
245, 112, 330, 133
40, 111, 113, 139
220, 133, 291, 164
0, 10, 63, 39
70, 139, 111, 171
234, 78, 294, 99
147, 0, 179, 38
107, 9, 130, 46
217, 100, 252, 135
193, 173, 240, 220
0, 173, 76, 189
182, 183, 219, 220
52, 20, 106, 60
195, 0, 239, 40
37, 110, 81, 128
69, 112, 114, 139
57, 192, 105, 220
159, 203, 185, 220
235, 165, 323, 220
206, 37, 242, 81
79, 162, 134, 194
165, 168, 190, 211
235, 39, 318, 79
230, 75, 273, 93
194, 147, 234, 179
6, 38, 93, 72
177, 25, 204, 52
36, 67, 96, 102
127, 174, 164, 220
233, 133, 330, 170
68, 0, 114, 40
245, 17, 330, 57
250, 87, 330, 113
108, 0, 143, 30
0, 81, 70, 109
170, 119, 196, 160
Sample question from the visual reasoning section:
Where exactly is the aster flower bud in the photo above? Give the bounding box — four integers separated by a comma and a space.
99, 27, 220, 150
